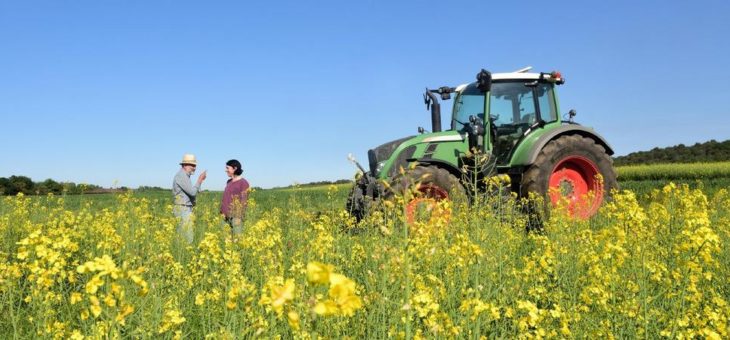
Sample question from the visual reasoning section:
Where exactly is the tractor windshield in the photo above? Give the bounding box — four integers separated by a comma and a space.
451, 83, 484, 131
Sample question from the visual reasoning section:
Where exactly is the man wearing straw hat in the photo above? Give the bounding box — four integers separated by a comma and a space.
172, 154, 207, 243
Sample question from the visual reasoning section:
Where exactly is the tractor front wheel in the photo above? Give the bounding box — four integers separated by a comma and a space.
521, 135, 617, 219
346, 184, 368, 222
390, 166, 466, 224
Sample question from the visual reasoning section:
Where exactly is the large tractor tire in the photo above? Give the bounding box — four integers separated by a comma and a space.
389, 166, 466, 224
521, 134, 617, 219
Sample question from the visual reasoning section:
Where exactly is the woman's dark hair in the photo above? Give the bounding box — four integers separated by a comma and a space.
226, 159, 243, 176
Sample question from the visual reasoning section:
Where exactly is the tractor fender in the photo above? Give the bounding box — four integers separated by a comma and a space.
520, 125, 614, 166
413, 158, 463, 181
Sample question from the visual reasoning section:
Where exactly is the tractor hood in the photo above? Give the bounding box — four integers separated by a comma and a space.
367, 136, 414, 176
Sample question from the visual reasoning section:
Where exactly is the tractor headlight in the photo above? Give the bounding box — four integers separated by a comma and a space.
375, 161, 385, 176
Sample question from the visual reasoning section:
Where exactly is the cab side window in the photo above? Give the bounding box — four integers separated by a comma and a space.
489, 82, 556, 164
517, 89, 536, 124
537, 83, 557, 122
490, 82, 536, 127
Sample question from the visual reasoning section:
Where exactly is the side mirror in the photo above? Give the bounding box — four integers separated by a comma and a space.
438, 86, 453, 100
467, 115, 485, 151
476, 69, 492, 92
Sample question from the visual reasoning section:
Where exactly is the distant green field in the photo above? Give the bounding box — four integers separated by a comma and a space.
615, 162, 730, 198
616, 161, 730, 181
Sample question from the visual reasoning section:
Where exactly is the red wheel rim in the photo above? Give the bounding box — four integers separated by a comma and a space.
405, 184, 450, 225
548, 156, 603, 218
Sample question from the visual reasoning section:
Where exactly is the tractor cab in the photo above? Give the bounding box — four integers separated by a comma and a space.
450, 69, 564, 165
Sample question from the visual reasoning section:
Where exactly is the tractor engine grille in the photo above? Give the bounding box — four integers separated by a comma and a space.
367, 136, 414, 176
387, 145, 416, 177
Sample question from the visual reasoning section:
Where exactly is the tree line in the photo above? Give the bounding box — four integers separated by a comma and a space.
0, 177, 176, 196
613, 139, 730, 166
0, 176, 105, 196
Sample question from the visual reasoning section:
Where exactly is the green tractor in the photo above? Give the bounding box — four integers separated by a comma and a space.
347, 67, 617, 221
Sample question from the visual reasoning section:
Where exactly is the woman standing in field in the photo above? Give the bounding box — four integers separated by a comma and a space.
221, 159, 249, 235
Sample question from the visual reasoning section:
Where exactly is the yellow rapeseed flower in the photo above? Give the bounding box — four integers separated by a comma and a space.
312, 271, 363, 317
307, 262, 334, 285
195, 293, 205, 306
287, 311, 300, 331
336, 294, 363, 317
129, 274, 149, 296
329, 273, 356, 293
260, 278, 295, 315
89, 296, 102, 318
271, 279, 295, 312
70, 292, 82, 305
116, 305, 134, 326
103, 294, 116, 307
84, 276, 103, 295
70, 330, 84, 340
314, 300, 339, 316
158, 309, 186, 334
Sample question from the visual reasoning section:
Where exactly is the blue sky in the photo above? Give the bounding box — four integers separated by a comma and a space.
1, 1, 729, 189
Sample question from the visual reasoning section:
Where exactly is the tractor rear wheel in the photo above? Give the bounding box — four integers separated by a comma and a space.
521, 134, 617, 219
390, 166, 466, 224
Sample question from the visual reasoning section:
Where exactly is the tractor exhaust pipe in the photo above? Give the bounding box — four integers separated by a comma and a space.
424, 90, 447, 133
424, 87, 455, 133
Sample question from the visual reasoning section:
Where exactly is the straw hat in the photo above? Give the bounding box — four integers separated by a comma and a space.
180, 154, 198, 166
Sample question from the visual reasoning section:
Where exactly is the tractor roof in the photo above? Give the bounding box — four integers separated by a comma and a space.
492, 72, 543, 80
455, 68, 563, 92
492, 66, 545, 80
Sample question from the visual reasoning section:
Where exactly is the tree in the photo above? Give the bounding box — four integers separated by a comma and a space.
38, 178, 63, 194
61, 182, 77, 194
8, 175, 34, 195
0, 177, 9, 195
614, 139, 730, 166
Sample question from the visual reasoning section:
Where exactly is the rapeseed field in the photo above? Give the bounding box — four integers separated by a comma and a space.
0, 182, 728, 338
